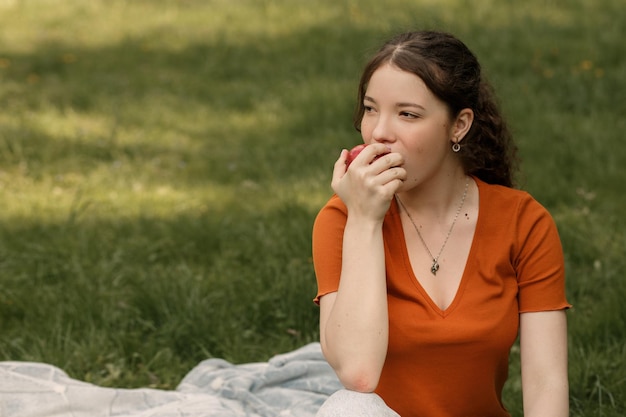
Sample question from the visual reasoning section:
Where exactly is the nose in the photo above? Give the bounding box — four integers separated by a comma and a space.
370, 114, 395, 144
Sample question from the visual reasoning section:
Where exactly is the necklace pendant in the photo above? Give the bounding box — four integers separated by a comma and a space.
430, 261, 439, 275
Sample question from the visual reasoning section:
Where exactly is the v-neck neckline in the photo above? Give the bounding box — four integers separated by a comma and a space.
393, 178, 482, 317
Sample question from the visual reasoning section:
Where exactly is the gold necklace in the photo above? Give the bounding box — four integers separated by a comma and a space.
396, 178, 469, 276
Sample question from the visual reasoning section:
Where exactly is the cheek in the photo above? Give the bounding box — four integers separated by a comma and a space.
406, 146, 424, 158
359, 119, 374, 140
405, 136, 426, 155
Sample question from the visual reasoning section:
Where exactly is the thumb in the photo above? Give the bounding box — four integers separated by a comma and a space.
332, 149, 348, 177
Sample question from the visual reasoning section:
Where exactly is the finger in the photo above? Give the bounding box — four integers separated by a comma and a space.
332, 149, 349, 179
368, 159, 403, 181
369, 166, 406, 189
357, 142, 389, 154
380, 178, 405, 199
367, 143, 392, 160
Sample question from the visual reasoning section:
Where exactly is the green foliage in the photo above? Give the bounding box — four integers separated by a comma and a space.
0, 0, 624, 415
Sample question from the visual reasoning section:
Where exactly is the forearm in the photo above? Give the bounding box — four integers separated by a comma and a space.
520, 310, 570, 417
322, 216, 389, 392
522, 380, 569, 417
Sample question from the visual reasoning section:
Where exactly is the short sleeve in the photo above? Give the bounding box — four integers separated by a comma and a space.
312, 195, 348, 304
515, 196, 572, 313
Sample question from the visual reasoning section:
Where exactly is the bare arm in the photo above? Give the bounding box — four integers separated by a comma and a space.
319, 144, 404, 392
319, 217, 389, 392
520, 310, 569, 417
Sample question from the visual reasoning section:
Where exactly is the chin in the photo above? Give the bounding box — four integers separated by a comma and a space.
395, 181, 411, 194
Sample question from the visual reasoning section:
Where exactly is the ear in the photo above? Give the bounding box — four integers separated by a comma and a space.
451, 108, 474, 143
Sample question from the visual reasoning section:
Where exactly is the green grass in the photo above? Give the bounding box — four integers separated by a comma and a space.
0, 0, 624, 415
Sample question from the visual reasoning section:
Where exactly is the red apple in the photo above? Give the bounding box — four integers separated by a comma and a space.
345, 144, 367, 168
345, 144, 390, 170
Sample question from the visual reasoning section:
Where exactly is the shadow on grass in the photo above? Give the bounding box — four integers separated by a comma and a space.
0, 23, 383, 186
1, 12, 624, 198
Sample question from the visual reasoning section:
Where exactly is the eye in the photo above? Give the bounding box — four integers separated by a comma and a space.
400, 111, 419, 118
364, 105, 375, 113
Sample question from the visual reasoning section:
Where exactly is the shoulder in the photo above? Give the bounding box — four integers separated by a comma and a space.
475, 178, 561, 255
312, 195, 348, 239
476, 177, 551, 220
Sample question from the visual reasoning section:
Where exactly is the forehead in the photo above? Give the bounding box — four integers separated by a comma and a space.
365, 63, 438, 104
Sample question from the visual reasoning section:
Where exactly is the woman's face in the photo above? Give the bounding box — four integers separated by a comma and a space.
360, 63, 459, 189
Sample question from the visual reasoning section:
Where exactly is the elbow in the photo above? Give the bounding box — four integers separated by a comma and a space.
335, 364, 382, 393
319, 329, 387, 393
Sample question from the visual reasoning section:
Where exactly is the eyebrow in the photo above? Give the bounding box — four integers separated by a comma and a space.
364, 95, 426, 111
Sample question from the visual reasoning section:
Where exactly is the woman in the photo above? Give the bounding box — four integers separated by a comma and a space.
312, 31, 571, 416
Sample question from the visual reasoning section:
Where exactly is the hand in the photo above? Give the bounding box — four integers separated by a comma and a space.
331, 143, 406, 222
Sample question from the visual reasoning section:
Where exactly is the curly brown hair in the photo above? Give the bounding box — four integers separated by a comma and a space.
354, 31, 519, 187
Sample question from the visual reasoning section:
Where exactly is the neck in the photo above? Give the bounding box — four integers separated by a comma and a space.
396, 171, 470, 218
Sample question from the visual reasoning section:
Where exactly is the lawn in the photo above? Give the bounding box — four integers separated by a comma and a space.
0, 1, 624, 416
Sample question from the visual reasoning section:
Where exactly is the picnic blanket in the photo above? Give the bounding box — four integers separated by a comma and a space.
0, 342, 342, 417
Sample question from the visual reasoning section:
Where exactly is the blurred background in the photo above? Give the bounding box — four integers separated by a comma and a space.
0, 1, 624, 416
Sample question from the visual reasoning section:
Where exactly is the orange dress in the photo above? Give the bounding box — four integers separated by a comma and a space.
313, 178, 571, 417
